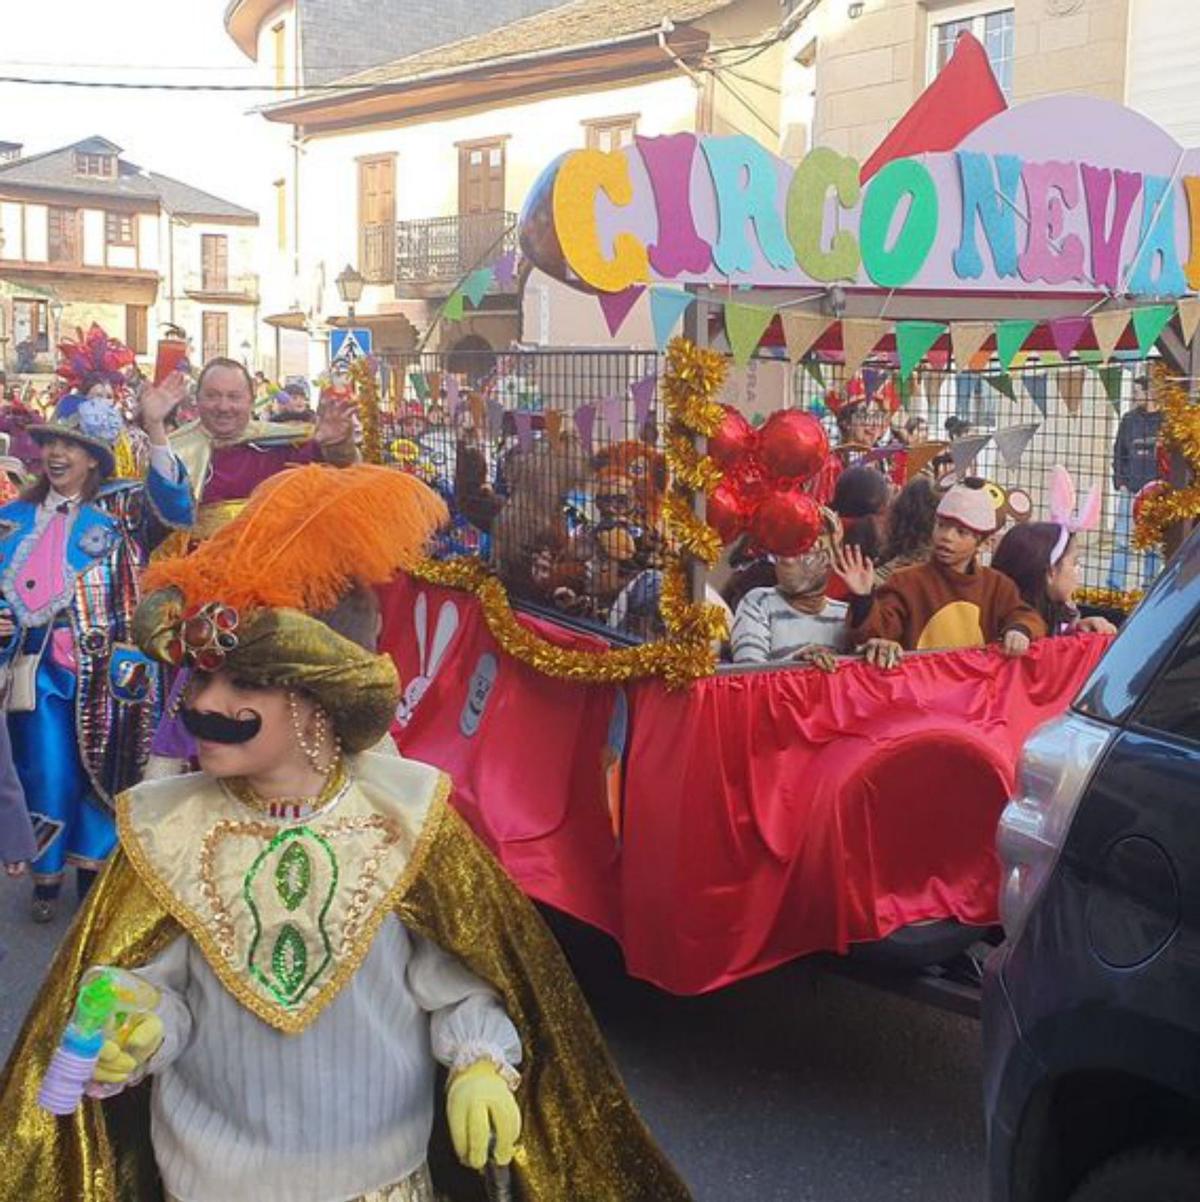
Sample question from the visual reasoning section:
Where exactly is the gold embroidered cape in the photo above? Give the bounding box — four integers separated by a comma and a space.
0, 755, 691, 1202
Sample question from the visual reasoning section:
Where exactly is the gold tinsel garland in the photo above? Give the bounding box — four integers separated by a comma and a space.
1134, 371, 1200, 550
407, 336, 731, 687
349, 357, 384, 466
1075, 585, 1144, 614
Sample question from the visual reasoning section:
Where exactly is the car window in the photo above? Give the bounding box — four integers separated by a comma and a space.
1134, 612, 1200, 743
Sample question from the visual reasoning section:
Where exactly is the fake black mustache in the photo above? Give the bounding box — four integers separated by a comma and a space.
180, 706, 263, 745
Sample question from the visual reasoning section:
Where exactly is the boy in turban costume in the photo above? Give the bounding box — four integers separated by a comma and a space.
0, 463, 690, 1202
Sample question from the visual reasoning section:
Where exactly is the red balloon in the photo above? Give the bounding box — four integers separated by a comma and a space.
730, 456, 770, 506
708, 404, 758, 471
749, 490, 823, 557
1134, 479, 1169, 525
707, 479, 751, 544
758, 409, 828, 484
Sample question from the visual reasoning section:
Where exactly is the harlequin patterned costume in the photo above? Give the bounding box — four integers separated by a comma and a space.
0, 463, 691, 1202
0, 393, 193, 888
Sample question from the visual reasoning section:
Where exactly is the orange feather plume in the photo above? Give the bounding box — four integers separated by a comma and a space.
144, 464, 448, 613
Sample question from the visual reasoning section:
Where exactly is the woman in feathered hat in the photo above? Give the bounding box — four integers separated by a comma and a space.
0, 373, 193, 920
0, 464, 691, 1202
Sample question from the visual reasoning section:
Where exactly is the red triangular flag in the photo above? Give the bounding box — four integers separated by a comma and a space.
1049, 316, 1091, 361
860, 32, 1007, 182
598, 287, 645, 338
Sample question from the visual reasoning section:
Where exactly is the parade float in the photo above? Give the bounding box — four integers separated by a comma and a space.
371, 36, 1200, 994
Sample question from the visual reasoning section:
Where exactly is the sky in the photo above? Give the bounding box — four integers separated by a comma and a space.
0, 0, 275, 211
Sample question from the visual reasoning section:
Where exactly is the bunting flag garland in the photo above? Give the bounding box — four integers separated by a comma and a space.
1098, 364, 1125, 409
512, 409, 535, 452
598, 286, 645, 337
993, 422, 1040, 468
724, 303, 776, 366
1049, 316, 1090, 361
951, 321, 992, 369
862, 367, 888, 403
950, 433, 991, 478
630, 373, 657, 429
995, 319, 1037, 372
803, 359, 825, 389
574, 403, 596, 455
1023, 372, 1049, 417
1059, 368, 1085, 415
443, 290, 465, 322
781, 312, 832, 364
895, 320, 947, 379
1131, 303, 1176, 354
409, 371, 431, 401
1090, 309, 1130, 362
650, 289, 695, 351
905, 442, 945, 480
984, 372, 1016, 402
1178, 296, 1200, 345
841, 319, 889, 378
493, 250, 518, 290
462, 268, 495, 308
599, 394, 625, 436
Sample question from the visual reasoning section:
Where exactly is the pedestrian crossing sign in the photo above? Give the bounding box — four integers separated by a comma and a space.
330, 327, 373, 361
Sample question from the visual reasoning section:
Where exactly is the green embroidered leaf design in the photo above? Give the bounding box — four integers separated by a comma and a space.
275, 841, 311, 911
272, 924, 309, 999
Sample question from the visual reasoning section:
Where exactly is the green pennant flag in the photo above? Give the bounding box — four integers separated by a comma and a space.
803, 358, 824, 388
894, 320, 947, 380
443, 290, 465, 321
725, 303, 775, 367
462, 267, 494, 308
1098, 364, 1125, 409
984, 372, 1016, 402
408, 371, 430, 401
1132, 303, 1176, 353
1076, 349, 1103, 365
995, 320, 1037, 372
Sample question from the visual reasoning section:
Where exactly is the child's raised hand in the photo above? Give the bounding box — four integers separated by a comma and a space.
862, 638, 903, 670
832, 543, 876, 597
1002, 629, 1032, 657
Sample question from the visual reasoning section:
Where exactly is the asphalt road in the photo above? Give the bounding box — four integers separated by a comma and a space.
0, 879, 985, 1201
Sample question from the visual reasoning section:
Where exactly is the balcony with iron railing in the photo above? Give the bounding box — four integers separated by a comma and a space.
183, 270, 260, 302
383, 211, 518, 297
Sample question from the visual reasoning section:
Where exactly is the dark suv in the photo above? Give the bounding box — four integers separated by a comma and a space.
984, 527, 1200, 1201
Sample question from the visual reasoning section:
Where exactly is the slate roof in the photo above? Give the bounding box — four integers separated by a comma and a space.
0, 137, 256, 221
332, 0, 734, 88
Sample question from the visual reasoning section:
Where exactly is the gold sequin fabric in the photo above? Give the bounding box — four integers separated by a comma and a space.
0, 761, 693, 1201
117, 755, 436, 1034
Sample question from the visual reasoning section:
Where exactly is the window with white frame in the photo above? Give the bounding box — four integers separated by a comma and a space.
928, 3, 1014, 100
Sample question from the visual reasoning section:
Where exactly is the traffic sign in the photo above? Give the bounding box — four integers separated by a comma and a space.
330, 327, 373, 361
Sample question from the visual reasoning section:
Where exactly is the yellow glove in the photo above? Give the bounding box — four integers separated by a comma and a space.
92, 1013, 164, 1085
446, 1059, 521, 1170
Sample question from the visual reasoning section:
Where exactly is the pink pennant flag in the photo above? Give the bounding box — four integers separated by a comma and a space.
630, 373, 657, 429
575, 403, 596, 456
493, 250, 518, 290
445, 375, 463, 416
1049, 316, 1090, 361
599, 395, 625, 439
512, 410, 534, 452
598, 287, 645, 338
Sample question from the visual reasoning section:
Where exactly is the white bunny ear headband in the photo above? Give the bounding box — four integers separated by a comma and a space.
1047, 464, 1101, 565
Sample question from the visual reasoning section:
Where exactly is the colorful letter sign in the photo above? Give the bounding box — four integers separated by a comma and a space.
519, 96, 1200, 302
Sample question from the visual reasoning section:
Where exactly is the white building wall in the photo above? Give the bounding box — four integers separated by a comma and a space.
0, 202, 21, 259
1127, 0, 1200, 146
23, 205, 47, 261
82, 209, 105, 267
138, 213, 160, 271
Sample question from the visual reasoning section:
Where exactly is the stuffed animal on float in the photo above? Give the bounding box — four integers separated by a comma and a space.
491, 433, 592, 607
591, 449, 668, 571
454, 432, 504, 533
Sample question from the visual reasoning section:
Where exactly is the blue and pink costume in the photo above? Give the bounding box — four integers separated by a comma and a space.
0, 462, 193, 888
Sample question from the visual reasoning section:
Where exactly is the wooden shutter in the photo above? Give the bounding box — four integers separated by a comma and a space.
48, 207, 79, 263
125, 305, 148, 355
458, 141, 505, 215
202, 234, 228, 291
358, 156, 396, 282
202, 311, 228, 363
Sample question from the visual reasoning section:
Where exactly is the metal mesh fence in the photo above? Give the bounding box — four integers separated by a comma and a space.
378, 348, 666, 639
373, 347, 1169, 649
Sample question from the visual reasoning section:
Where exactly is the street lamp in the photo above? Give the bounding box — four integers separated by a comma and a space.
335, 264, 364, 324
